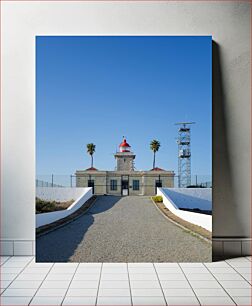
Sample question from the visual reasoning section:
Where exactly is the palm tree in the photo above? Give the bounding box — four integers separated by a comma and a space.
86, 143, 96, 168
150, 139, 161, 169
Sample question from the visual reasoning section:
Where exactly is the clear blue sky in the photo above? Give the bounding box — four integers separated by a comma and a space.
36, 36, 212, 176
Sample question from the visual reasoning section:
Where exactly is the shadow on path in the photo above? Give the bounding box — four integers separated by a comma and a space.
36, 196, 121, 262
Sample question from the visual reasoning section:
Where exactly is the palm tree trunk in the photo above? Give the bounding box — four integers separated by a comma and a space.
153, 152, 156, 169
91, 155, 93, 168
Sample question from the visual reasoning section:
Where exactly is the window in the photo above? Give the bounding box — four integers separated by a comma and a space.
110, 179, 117, 191
133, 180, 140, 191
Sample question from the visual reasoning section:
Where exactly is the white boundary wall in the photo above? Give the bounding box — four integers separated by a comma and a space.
36, 187, 92, 228
157, 188, 212, 232
36, 187, 88, 202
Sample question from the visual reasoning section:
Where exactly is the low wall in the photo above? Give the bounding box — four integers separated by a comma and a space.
36, 187, 88, 202
36, 187, 92, 228
157, 188, 212, 232
161, 188, 212, 211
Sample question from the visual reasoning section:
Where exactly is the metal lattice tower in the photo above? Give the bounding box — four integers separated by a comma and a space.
175, 122, 195, 188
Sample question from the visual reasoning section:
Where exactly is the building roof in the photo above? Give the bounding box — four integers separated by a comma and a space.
85, 167, 98, 171
119, 138, 130, 148
150, 167, 165, 171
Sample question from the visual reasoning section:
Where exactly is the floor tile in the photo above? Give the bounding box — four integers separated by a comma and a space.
0, 296, 32, 305
189, 280, 221, 288
8, 280, 42, 289
67, 288, 98, 296
182, 267, 209, 274
204, 262, 230, 268
129, 273, 157, 281
184, 273, 215, 281
76, 267, 101, 274
227, 261, 252, 268
74, 273, 100, 281
128, 263, 153, 268
78, 262, 102, 266
226, 257, 250, 263
208, 267, 236, 274
232, 296, 252, 305
40, 280, 71, 288
99, 281, 129, 289
53, 263, 78, 268
160, 280, 191, 288
70, 280, 99, 289
35, 287, 67, 296
22, 267, 50, 274
8, 256, 33, 262
103, 263, 126, 267
233, 267, 251, 274
155, 267, 182, 274
101, 273, 129, 281
214, 273, 245, 281
154, 262, 179, 268
194, 288, 228, 296
98, 288, 130, 297
132, 296, 166, 305
46, 273, 73, 281
180, 263, 205, 267
2, 288, 37, 297
97, 296, 132, 305
2, 261, 28, 268
130, 281, 160, 289
219, 280, 252, 288
163, 288, 195, 296
16, 273, 46, 281
1, 274, 18, 281
158, 273, 186, 281
30, 296, 64, 305
131, 288, 163, 297
165, 296, 200, 305
225, 288, 252, 296
0, 280, 12, 289
197, 296, 236, 305
1, 267, 24, 274
240, 273, 252, 283
0, 256, 10, 264
128, 267, 155, 274
62, 296, 96, 305
102, 267, 128, 274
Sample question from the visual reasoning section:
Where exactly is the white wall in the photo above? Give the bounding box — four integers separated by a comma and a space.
36, 187, 88, 202
157, 188, 212, 232
162, 188, 212, 211
36, 187, 92, 228
1, 1, 250, 256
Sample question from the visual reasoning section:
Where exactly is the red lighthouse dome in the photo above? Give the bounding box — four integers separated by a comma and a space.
119, 138, 131, 152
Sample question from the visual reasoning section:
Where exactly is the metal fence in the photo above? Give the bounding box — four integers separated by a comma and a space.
36, 174, 212, 189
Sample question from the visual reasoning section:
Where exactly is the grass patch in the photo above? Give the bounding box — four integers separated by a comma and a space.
36, 197, 74, 214
152, 195, 163, 203
152, 197, 212, 241
36, 196, 97, 236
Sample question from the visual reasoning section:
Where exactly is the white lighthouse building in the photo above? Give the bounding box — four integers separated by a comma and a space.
114, 138, 135, 171
76, 138, 174, 196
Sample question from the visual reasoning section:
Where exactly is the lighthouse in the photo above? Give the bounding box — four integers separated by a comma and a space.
114, 138, 136, 171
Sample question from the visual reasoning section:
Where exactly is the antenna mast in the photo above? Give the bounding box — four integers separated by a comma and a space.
175, 122, 195, 187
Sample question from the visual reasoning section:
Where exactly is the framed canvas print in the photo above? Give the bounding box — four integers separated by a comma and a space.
35, 36, 212, 262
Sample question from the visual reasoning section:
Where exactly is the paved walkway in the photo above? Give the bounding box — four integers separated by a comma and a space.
1, 256, 251, 305
36, 196, 211, 262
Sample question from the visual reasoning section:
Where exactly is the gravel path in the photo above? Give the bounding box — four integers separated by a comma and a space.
36, 196, 211, 262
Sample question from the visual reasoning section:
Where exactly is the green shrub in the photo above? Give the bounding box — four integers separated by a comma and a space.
152, 195, 163, 203
36, 197, 62, 214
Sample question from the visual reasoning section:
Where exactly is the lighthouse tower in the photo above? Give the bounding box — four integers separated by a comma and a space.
114, 138, 136, 171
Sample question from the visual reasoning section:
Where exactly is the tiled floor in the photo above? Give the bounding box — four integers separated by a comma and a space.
0, 256, 251, 305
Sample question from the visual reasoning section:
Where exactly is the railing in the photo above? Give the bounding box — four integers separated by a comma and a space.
36, 174, 212, 189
